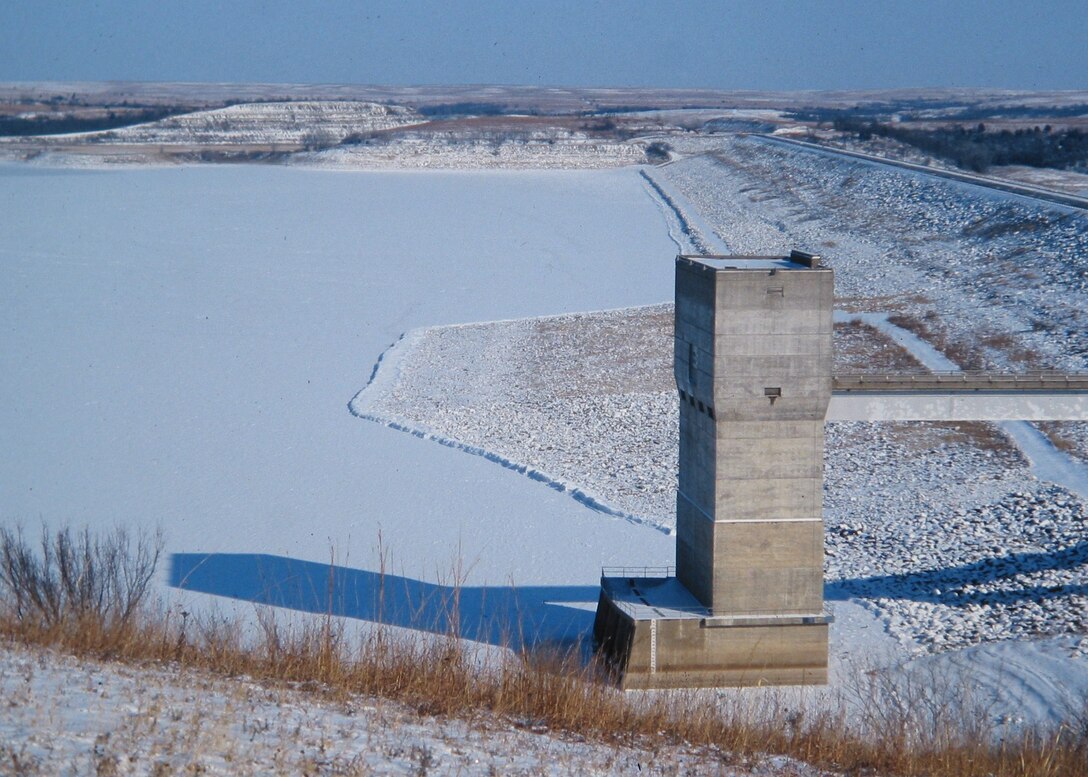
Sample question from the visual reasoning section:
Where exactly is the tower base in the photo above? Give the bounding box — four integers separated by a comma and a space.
593, 576, 831, 690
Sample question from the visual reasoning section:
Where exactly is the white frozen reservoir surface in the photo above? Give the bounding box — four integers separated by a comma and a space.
0, 165, 676, 640
5, 162, 1086, 728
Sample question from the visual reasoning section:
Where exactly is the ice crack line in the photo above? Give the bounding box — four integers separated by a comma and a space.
639, 169, 713, 254
348, 332, 674, 536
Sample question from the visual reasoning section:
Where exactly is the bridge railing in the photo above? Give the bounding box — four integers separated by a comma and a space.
601, 565, 676, 579
833, 371, 1088, 392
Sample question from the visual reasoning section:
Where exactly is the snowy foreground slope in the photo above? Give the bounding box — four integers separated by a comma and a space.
2, 644, 824, 776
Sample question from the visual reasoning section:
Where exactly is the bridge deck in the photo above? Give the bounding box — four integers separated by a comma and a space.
827, 372, 1088, 421
833, 371, 1088, 393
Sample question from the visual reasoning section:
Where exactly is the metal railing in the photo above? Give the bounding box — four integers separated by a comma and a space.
601, 565, 676, 579
833, 371, 1088, 393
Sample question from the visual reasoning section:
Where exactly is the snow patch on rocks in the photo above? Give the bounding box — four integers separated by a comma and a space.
351, 306, 679, 533
60, 101, 424, 145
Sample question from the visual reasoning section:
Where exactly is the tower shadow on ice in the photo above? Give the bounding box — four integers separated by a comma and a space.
170, 552, 599, 652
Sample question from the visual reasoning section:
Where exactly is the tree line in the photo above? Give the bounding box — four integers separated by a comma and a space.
835, 118, 1088, 173
0, 107, 186, 137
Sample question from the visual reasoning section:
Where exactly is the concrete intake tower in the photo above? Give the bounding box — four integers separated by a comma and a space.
594, 252, 833, 689
593, 251, 1088, 689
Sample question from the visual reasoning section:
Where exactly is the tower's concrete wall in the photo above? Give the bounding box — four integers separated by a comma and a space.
621, 617, 829, 690
674, 257, 832, 616
594, 253, 833, 690
598, 251, 1086, 689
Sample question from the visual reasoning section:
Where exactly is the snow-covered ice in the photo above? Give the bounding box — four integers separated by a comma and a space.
0, 165, 677, 639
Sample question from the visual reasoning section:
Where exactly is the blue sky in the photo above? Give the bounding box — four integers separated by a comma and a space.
2, 1, 1085, 90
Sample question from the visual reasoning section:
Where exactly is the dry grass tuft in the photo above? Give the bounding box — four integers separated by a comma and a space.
1, 525, 1086, 776
0, 524, 161, 656
834, 320, 924, 372
937, 420, 1022, 456
887, 311, 1043, 370
1035, 422, 1088, 461
887, 312, 984, 369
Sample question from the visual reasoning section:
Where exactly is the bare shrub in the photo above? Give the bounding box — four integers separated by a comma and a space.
644, 141, 671, 163
0, 524, 161, 633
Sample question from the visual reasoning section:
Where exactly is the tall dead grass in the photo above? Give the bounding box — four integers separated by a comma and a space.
1, 525, 1085, 776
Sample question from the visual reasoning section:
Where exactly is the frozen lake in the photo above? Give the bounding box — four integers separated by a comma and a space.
4, 158, 1086, 727
0, 165, 677, 642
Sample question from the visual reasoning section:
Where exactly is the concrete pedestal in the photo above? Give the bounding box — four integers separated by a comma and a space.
594, 576, 830, 690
